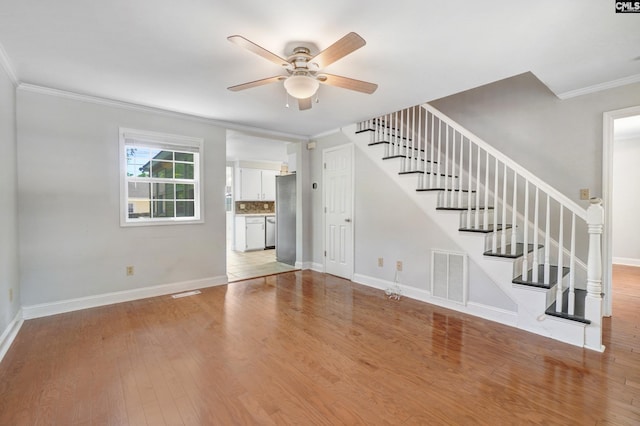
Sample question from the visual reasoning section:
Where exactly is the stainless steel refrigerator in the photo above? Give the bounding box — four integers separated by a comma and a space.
276, 173, 296, 266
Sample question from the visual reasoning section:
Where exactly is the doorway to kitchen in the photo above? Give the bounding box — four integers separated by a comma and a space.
225, 131, 298, 282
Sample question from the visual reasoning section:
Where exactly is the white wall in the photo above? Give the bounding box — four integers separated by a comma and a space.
17, 89, 227, 307
0, 63, 20, 333
612, 136, 640, 265
431, 72, 640, 204
309, 131, 515, 312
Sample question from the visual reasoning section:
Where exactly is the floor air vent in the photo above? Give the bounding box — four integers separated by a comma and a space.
431, 250, 468, 305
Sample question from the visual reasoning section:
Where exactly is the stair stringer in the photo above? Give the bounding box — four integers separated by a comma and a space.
344, 124, 588, 347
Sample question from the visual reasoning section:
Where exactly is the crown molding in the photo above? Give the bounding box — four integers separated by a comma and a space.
556, 73, 640, 100
17, 83, 307, 142
0, 42, 18, 86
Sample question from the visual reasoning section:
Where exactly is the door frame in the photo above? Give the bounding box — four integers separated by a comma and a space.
322, 143, 355, 279
602, 104, 640, 317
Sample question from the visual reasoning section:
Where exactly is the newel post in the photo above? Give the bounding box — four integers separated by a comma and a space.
584, 197, 605, 352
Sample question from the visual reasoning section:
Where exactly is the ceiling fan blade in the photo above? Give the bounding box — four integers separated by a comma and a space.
310, 32, 366, 69
228, 76, 285, 91
298, 97, 312, 111
228, 35, 289, 67
318, 73, 378, 94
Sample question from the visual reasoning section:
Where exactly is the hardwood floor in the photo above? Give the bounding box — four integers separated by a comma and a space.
1, 266, 639, 425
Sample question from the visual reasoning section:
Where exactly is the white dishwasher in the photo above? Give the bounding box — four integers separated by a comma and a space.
245, 216, 265, 251
265, 216, 276, 249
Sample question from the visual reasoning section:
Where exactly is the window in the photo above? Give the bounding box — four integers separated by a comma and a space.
120, 128, 203, 226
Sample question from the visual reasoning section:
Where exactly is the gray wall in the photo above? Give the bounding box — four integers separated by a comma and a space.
0, 66, 20, 331
309, 131, 515, 311
17, 89, 227, 306
431, 72, 640, 204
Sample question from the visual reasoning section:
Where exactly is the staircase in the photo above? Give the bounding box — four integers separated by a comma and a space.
348, 104, 605, 351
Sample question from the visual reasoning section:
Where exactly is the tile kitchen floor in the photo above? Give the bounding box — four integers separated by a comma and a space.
227, 246, 298, 282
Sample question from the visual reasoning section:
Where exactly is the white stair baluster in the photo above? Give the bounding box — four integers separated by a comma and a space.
568, 213, 576, 315
458, 135, 465, 208
436, 119, 442, 188
492, 158, 499, 253
483, 151, 490, 230
450, 129, 456, 207
522, 180, 529, 281
510, 172, 517, 255
466, 138, 472, 229
544, 194, 551, 285
474, 145, 481, 229
501, 164, 508, 253
532, 187, 540, 282
430, 113, 435, 187
417, 107, 423, 174
555, 206, 564, 312
444, 125, 450, 205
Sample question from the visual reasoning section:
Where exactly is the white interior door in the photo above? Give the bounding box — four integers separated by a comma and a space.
324, 144, 354, 279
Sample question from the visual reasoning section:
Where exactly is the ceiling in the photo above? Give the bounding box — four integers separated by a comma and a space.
0, 1, 639, 139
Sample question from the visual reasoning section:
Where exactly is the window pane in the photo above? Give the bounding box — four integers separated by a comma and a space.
152, 200, 174, 218
176, 201, 195, 217
154, 150, 173, 161
151, 160, 173, 178
175, 184, 194, 199
175, 152, 193, 162
128, 182, 151, 198
126, 147, 151, 177
183, 163, 194, 179
127, 182, 151, 218
153, 183, 174, 200
175, 163, 185, 179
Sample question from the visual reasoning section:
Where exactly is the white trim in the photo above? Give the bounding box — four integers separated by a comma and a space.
556, 73, 640, 100
17, 83, 307, 142
602, 105, 640, 318
22, 275, 228, 320
612, 257, 640, 267
310, 127, 341, 139
308, 262, 324, 272
0, 41, 18, 86
352, 273, 517, 327
0, 309, 23, 363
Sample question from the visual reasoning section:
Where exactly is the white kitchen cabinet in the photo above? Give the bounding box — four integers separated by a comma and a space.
261, 169, 277, 201
234, 216, 265, 251
235, 167, 277, 201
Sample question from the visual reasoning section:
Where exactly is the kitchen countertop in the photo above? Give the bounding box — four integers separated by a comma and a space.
235, 213, 275, 217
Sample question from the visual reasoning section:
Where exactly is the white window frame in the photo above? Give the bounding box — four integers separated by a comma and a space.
119, 127, 204, 227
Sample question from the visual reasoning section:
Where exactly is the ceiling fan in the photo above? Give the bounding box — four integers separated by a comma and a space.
227, 32, 378, 110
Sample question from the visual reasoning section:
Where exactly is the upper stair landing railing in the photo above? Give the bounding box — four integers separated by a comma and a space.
357, 103, 605, 351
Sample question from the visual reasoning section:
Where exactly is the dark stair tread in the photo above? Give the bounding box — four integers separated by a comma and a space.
512, 265, 570, 288
417, 188, 476, 193
484, 243, 543, 259
437, 206, 494, 211
459, 224, 512, 233
545, 289, 591, 324
399, 170, 424, 175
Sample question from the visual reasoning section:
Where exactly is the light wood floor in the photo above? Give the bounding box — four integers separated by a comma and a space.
1, 266, 639, 425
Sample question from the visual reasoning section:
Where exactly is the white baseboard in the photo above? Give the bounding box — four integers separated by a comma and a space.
308, 262, 324, 273
613, 257, 640, 267
22, 275, 228, 320
352, 273, 517, 327
0, 308, 23, 363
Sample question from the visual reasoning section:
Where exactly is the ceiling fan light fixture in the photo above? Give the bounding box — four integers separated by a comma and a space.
283, 75, 319, 99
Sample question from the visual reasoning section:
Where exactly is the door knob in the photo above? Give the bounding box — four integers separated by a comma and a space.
345, 218, 351, 223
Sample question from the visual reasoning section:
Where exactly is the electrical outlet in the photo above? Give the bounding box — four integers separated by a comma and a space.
240, 204, 246, 210
396, 261, 403, 272
9, 288, 13, 303
580, 188, 590, 200
264, 204, 269, 209
126, 266, 134, 276
378, 257, 384, 267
